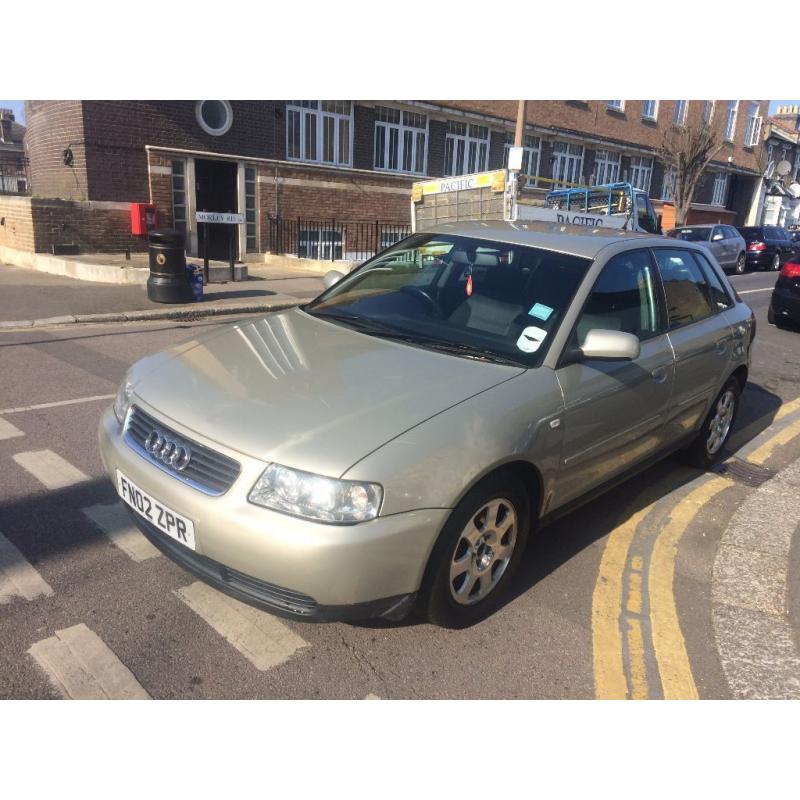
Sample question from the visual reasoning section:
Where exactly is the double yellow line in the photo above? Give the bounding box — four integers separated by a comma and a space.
592, 397, 800, 700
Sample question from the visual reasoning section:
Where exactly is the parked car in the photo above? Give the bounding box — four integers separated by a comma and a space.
768, 257, 800, 328
737, 225, 797, 271
666, 224, 747, 274
99, 223, 755, 627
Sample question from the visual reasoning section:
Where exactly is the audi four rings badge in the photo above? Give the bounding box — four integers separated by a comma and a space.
144, 430, 192, 471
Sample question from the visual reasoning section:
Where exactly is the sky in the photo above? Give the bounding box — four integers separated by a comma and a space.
1, 99, 798, 125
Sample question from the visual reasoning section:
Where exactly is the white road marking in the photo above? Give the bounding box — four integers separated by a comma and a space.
175, 581, 309, 671
13, 450, 89, 490
737, 288, 773, 295
0, 531, 53, 604
0, 417, 25, 440
82, 503, 160, 562
28, 623, 151, 700
0, 394, 114, 416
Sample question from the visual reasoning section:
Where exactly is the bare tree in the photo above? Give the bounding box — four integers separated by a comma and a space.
658, 112, 725, 226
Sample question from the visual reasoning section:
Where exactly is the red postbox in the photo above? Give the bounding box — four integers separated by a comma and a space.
130, 203, 158, 236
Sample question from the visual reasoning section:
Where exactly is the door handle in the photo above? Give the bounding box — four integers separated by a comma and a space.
651, 366, 668, 383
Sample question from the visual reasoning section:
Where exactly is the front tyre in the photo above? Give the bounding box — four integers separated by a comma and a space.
684, 377, 741, 469
416, 472, 531, 628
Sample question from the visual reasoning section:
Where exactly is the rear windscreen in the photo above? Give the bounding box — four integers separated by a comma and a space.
667, 228, 711, 242
738, 227, 762, 241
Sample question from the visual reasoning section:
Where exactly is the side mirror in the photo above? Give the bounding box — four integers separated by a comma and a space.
712, 233, 723, 241
323, 269, 345, 289
579, 329, 641, 361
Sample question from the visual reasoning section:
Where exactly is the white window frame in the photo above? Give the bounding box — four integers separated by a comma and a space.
724, 101, 739, 142
703, 101, 715, 125
195, 101, 233, 137
744, 102, 762, 147
660, 166, 675, 201
593, 149, 621, 185
629, 156, 653, 193
550, 141, 584, 188
504, 133, 542, 187
642, 101, 658, 121
286, 101, 353, 167
373, 106, 428, 175
607, 101, 625, 112
711, 172, 728, 206
444, 121, 490, 176
673, 100, 688, 126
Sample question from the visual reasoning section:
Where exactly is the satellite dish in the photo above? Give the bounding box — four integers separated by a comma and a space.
777, 160, 792, 176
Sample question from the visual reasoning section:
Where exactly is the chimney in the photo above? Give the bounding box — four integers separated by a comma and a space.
0, 118, 12, 143
774, 104, 800, 132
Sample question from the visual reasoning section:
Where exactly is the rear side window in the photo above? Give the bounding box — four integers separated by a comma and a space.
692, 251, 733, 310
576, 250, 662, 342
738, 227, 762, 241
653, 248, 716, 328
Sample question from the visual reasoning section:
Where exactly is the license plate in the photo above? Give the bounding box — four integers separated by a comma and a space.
116, 469, 196, 550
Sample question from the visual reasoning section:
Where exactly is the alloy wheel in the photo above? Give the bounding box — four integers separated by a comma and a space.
772, 254, 781, 270
735, 254, 745, 274
449, 498, 517, 605
706, 389, 735, 456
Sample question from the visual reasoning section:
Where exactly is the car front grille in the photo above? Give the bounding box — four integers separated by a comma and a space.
124, 405, 241, 496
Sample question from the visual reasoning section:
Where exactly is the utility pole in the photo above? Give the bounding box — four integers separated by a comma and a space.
514, 100, 527, 148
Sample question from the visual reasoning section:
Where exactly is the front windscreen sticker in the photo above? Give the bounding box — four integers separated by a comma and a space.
529, 303, 553, 321
516, 326, 548, 353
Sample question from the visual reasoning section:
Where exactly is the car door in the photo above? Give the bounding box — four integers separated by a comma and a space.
553, 249, 674, 508
652, 247, 735, 441
710, 225, 730, 267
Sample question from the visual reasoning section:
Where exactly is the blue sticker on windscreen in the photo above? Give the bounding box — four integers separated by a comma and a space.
529, 303, 553, 321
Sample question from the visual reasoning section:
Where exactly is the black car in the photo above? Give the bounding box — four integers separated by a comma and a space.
769, 258, 800, 328
737, 225, 797, 271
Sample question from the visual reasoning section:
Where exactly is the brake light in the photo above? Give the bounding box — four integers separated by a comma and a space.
780, 261, 800, 279
747, 241, 766, 251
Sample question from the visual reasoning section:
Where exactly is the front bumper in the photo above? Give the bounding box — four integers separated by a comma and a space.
98, 405, 448, 621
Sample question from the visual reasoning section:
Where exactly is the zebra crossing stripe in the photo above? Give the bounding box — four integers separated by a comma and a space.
13, 450, 89, 490
175, 581, 309, 671
28, 623, 150, 700
82, 503, 160, 562
0, 417, 25, 441
0, 531, 53, 604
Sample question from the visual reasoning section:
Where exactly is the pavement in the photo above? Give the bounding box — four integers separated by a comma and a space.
0, 259, 325, 328
0, 268, 799, 699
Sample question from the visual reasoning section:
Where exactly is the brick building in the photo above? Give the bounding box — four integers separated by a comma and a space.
757, 105, 800, 227
1, 99, 770, 258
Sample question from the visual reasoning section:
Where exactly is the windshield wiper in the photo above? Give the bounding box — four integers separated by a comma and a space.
311, 310, 525, 367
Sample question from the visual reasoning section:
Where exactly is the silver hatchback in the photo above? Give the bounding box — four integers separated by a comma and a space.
666, 224, 748, 274
99, 222, 755, 627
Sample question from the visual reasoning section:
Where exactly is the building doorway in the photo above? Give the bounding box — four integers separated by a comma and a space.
195, 159, 238, 261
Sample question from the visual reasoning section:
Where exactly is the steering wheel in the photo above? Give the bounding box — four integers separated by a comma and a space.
399, 285, 443, 318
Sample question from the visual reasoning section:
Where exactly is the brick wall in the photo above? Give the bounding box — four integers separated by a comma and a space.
0, 194, 145, 253
0, 195, 36, 250
24, 100, 89, 200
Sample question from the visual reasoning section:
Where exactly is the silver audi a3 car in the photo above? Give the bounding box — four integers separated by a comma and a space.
99, 221, 755, 627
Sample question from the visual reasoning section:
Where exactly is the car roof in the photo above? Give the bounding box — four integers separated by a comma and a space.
415, 219, 665, 260
672, 223, 716, 229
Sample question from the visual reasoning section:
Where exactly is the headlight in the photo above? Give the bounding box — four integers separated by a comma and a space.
113, 378, 135, 423
248, 464, 382, 524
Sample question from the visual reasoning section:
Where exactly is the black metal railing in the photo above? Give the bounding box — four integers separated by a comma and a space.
268, 218, 412, 262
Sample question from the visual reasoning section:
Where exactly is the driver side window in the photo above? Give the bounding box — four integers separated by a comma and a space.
576, 250, 662, 344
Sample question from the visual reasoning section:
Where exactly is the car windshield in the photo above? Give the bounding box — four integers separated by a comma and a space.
668, 227, 711, 242
304, 233, 592, 367
738, 227, 763, 241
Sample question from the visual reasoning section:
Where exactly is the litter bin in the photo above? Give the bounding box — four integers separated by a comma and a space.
147, 228, 193, 303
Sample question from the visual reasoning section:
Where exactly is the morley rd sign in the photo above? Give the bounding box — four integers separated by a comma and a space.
196, 211, 245, 225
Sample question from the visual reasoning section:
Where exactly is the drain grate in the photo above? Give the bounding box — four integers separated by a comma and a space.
712, 457, 776, 487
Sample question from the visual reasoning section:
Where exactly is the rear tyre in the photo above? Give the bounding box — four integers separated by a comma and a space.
734, 253, 746, 275
416, 471, 531, 628
771, 253, 781, 271
684, 377, 741, 469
